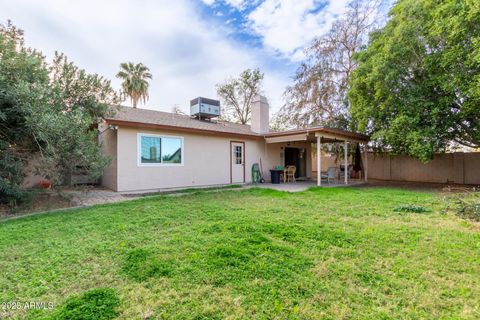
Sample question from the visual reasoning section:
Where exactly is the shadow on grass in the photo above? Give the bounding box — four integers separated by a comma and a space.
122, 248, 175, 282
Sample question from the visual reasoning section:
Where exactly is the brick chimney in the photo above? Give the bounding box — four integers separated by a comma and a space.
251, 95, 269, 134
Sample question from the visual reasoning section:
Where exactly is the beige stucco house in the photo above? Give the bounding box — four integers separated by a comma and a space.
99, 96, 369, 192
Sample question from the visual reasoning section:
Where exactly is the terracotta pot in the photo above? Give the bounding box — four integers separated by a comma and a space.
38, 180, 52, 189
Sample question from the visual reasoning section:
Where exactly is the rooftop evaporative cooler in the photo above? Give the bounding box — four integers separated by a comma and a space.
190, 97, 220, 120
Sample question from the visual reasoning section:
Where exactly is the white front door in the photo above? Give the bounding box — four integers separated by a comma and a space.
231, 142, 245, 183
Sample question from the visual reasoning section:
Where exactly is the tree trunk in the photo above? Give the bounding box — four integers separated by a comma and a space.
65, 166, 73, 187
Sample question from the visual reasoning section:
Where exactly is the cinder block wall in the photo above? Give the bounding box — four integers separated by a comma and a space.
311, 152, 338, 172
367, 152, 480, 185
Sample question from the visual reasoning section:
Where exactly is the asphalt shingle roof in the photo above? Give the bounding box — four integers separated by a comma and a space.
105, 105, 369, 141
105, 105, 257, 136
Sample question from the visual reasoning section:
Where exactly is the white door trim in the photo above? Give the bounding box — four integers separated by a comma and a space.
230, 141, 245, 183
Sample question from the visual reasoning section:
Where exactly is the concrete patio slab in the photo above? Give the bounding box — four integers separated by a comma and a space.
251, 180, 366, 192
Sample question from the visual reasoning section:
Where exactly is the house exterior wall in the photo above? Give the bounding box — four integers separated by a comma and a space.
263, 141, 312, 179
112, 126, 267, 192
99, 126, 315, 192
99, 123, 118, 191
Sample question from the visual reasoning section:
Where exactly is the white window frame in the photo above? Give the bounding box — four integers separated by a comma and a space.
137, 133, 184, 167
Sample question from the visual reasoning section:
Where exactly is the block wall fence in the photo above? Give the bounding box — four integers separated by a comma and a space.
366, 152, 480, 185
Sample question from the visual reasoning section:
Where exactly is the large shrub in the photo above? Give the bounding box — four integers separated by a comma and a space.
0, 21, 120, 205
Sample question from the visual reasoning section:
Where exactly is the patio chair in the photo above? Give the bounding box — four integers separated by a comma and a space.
339, 164, 353, 182
285, 165, 296, 183
320, 167, 337, 184
326, 167, 337, 184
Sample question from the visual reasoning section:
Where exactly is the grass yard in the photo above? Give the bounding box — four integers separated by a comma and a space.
1, 187, 479, 319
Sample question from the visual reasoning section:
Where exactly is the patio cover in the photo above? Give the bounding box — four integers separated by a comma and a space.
264, 126, 369, 144
263, 127, 369, 186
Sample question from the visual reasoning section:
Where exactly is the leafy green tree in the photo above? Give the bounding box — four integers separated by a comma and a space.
0, 21, 49, 204
29, 53, 120, 185
216, 68, 264, 124
116, 62, 152, 108
349, 0, 480, 161
0, 21, 120, 204
50, 52, 120, 121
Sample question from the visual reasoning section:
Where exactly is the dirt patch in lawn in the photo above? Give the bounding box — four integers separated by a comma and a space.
0, 191, 73, 219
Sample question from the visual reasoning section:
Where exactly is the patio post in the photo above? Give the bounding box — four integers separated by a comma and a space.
344, 141, 348, 185
317, 136, 321, 186
364, 143, 368, 182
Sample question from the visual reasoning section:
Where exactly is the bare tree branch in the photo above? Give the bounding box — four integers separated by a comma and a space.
275, 0, 383, 130
216, 69, 264, 124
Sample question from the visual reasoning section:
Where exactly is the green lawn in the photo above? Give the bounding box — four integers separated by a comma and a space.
1, 187, 479, 319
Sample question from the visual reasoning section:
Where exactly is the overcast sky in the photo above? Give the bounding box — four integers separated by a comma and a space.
1, 0, 357, 114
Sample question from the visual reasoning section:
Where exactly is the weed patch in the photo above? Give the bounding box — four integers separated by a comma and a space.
51, 288, 119, 320
394, 204, 429, 213
445, 190, 480, 221
206, 232, 312, 283
122, 248, 174, 281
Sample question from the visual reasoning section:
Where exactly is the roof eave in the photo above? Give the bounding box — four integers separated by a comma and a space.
104, 118, 262, 140
104, 118, 369, 142
264, 127, 369, 142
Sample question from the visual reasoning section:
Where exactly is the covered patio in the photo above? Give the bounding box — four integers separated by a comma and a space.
263, 127, 370, 187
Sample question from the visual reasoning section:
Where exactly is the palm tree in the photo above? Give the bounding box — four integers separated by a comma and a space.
116, 62, 152, 108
